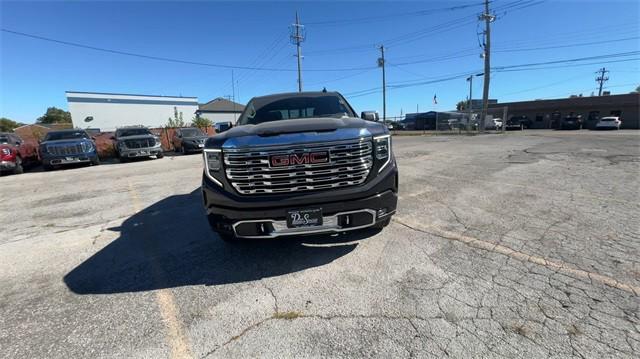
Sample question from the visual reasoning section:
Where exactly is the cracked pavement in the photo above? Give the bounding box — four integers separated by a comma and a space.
1, 130, 638, 358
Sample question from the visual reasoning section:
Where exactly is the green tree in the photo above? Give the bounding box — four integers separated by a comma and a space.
191, 116, 212, 129
0, 117, 25, 132
36, 107, 72, 124
166, 106, 186, 128
635, 85, 640, 93
456, 100, 467, 111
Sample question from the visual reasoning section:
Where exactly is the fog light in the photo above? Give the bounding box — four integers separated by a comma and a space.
377, 208, 388, 218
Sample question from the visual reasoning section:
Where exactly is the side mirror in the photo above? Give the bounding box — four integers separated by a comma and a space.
361, 111, 379, 122
15, 141, 22, 146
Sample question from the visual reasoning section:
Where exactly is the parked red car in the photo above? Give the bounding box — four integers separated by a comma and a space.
0, 132, 37, 175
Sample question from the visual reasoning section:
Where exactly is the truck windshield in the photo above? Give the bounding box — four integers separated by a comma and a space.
238, 95, 355, 125
44, 131, 89, 141
117, 128, 151, 137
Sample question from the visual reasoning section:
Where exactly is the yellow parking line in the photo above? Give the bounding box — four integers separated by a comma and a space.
394, 217, 640, 296
128, 182, 193, 359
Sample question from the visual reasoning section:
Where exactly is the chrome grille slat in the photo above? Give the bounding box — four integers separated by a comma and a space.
224, 139, 373, 195
46, 144, 84, 156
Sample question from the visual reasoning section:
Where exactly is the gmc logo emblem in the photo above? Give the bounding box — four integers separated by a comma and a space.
270, 151, 329, 167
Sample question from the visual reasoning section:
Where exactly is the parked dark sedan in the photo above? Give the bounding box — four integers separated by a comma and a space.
171, 127, 209, 154
559, 116, 583, 130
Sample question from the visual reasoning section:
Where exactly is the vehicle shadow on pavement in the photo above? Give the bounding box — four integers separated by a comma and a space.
64, 189, 372, 294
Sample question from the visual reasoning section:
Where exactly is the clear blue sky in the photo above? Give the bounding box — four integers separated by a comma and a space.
1, 0, 639, 123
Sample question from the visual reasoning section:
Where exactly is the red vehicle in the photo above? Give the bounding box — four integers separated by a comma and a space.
0, 132, 37, 175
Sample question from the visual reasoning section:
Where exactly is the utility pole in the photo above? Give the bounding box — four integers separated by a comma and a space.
378, 45, 387, 124
290, 12, 306, 92
467, 75, 473, 133
231, 70, 237, 122
596, 67, 609, 96
479, 0, 494, 133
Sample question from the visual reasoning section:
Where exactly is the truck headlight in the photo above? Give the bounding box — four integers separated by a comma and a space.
81, 142, 94, 152
374, 134, 391, 172
203, 149, 222, 186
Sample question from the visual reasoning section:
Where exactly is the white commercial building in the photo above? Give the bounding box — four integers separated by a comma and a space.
196, 97, 245, 124
66, 91, 199, 131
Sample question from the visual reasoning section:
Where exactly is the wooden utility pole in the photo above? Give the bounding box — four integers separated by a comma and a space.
480, 0, 494, 132
378, 45, 387, 124
291, 12, 305, 92
596, 67, 609, 96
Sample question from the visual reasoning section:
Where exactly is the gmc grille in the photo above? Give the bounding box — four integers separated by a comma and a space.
46, 143, 87, 155
224, 139, 373, 195
124, 139, 155, 148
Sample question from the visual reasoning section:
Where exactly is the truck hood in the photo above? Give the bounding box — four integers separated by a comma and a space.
117, 135, 157, 140
40, 139, 92, 146
206, 117, 388, 149
182, 135, 209, 141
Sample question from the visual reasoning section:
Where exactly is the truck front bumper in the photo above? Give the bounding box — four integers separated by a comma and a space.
202, 163, 398, 238
120, 147, 162, 158
0, 160, 17, 171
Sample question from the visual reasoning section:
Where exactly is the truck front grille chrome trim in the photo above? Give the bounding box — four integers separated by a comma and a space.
231, 209, 377, 238
224, 139, 373, 195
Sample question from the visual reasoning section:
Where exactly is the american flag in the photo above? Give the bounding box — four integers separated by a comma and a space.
433, 94, 438, 104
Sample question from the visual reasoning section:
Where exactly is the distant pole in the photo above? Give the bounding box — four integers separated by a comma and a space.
231, 70, 237, 123
480, 0, 494, 133
378, 45, 387, 125
596, 67, 609, 96
290, 12, 306, 92
467, 75, 473, 133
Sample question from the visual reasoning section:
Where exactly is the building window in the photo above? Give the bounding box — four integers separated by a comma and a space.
610, 110, 622, 117
535, 114, 543, 122
588, 111, 600, 121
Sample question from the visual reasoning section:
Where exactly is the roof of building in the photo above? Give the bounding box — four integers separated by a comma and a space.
488, 93, 639, 110
198, 97, 245, 113
65, 91, 197, 99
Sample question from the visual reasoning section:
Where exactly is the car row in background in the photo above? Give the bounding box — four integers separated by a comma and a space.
1, 125, 220, 176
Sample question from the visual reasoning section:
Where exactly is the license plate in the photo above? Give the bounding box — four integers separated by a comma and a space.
286, 208, 323, 228
140, 151, 148, 155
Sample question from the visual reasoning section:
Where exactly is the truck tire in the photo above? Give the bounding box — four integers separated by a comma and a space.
43, 163, 54, 171
13, 157, 24, 174
91, 157, 100, 166
119, 156, 129, 163
156, 153, 164, 159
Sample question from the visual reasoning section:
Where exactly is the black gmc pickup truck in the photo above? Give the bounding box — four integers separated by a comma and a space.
201, 91, 398, 240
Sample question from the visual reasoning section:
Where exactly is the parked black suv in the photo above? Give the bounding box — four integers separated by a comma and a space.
202, 91, 398, 240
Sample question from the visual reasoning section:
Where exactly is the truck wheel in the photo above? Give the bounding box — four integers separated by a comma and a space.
119, 156, 128, 163
13, 157, 24, 174
156, 153, 164, 159
91, 157, 100, 166
374, 217, 391, 229
43, 163, 54, 171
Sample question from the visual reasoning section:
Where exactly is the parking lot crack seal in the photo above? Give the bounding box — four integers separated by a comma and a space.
393, 217, 640, 296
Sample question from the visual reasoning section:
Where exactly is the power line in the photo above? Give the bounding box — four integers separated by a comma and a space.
305, 1, 485, 26
1, 28, 375, 72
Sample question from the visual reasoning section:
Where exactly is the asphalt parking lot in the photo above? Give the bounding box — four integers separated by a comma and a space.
1, 130, 638, 358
